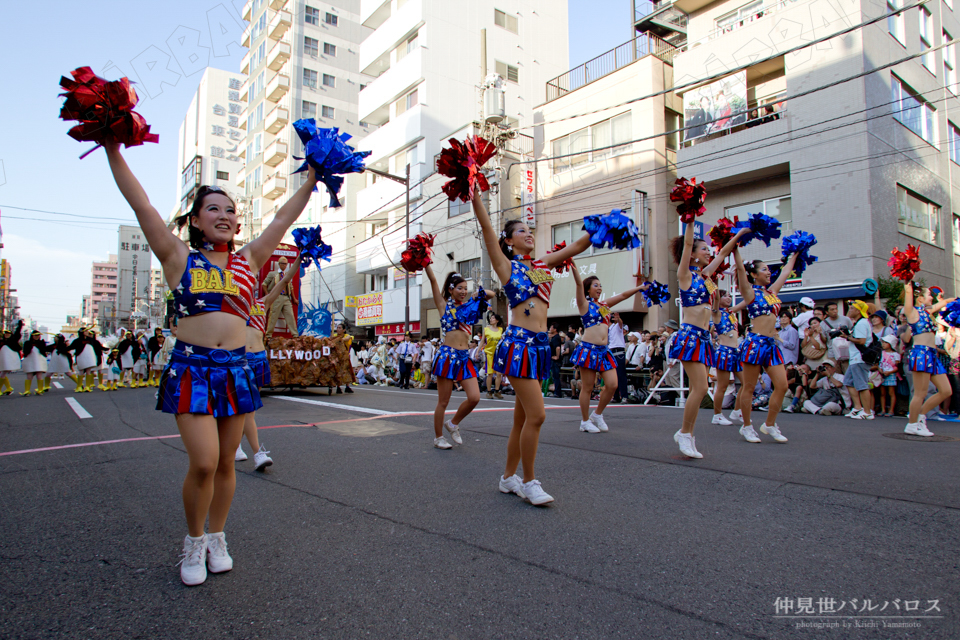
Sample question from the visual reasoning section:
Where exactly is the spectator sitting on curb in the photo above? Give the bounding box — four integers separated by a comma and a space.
802, 359, 851, 414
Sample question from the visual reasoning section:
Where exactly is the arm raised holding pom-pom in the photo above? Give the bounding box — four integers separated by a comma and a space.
769, 251, 800, 295
472, 192, 513, 283
703, 229, 749, 280
541, 234, 591, 271
571, 259, 589, 317
263, 255, 303, 309
732, 245, 754, 306
423, 263, 447, 313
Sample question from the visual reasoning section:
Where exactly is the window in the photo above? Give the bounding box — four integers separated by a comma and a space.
393, 145, 418, 173
725, 196, 793, 235
494, 9, 519, 34
495, 60, 519, 83
551, 219, 623, 256
216, 171, 229, 180
394, 88, 418, 115
302, 100, 317, 120
892, 75, 936, 144
248, 71, 265, 102
946, 31, 957, 94
665, 110, 680, 151
898, 185, 941, 245
395, 32, 419, 62
950, 123, 960, 164
449, 192, 488, 218
887, 0, 906, 46
324, 42, 336, 56
920, 7, 935, 72
304, 36, 319, 57
551, 112, 632, 173
305, 6, 319, 25
376, 274, 388, 291
325, 12, 338, 26
303, 68, 318, 89
457, 259, 481, 281
251, 12, 267, 40
953, 214, 960, 254
245, 101, 264, 132
716, 0, 763, 35
322, 73, 336, 88
322, 105, 335, 118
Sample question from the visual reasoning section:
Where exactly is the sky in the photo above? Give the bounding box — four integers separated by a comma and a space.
0, 0, 632, 329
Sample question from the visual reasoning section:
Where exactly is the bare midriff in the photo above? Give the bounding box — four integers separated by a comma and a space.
177, 313, 248, 350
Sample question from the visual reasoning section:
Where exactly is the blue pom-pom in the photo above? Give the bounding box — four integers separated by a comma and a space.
781, 230, 818, 276
582, 209, 642, 250
292, 225, 333, 273
642, 281, 670, 307
292, 120, 371, 208
941, 300, 960, 328
734, 213, 782, 248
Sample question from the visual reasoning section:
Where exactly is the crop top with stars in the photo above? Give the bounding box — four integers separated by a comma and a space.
581, 299, 611, 329
909, 306, 935, 336
679, 267, 713, 307
441, 287, 488, 335
504, 256, 553, 308
247, 298, 267, 335
713, 309, 737, 335
746, 285, 781, 320
172, 250, 257, 321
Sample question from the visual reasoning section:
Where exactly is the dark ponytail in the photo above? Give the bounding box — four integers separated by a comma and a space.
744, 260, 763, 284
498, 220, 524, 258
583, 276, 600, 299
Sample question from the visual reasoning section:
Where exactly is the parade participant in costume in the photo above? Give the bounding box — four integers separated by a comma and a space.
236, 254, 301, 469
901, 282, 955, 436
262, 256, 299, 338
117, 329, 140, 388
105, 140, 320, 587
733, 250, 802, 444
104, 348, 122, 390
20, 330, 52, 396
472, 195, 592, 504
147, 328, 166, 387
45, 334, 78, 391
711, 290, 746, 425
480, 312, 504, 399
0, 320, 24, 396
132, 330, 149, 387
330, 323, 356, 395
71, 328, 104, 392
669, 225, 747, 458
424, 263, 494, 449
570, 265, 649, 433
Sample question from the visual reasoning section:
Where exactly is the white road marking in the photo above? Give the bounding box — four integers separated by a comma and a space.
65, 397, 92, 419
273, 396, 396, 416
348, 385, 564, 406
53, 382, 63, 389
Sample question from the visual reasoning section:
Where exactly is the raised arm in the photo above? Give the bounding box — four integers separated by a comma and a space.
930, 295, 957, 314
241, 166, 318, 272
423, 263, 447, 311
472, 192, 512, 282
541, 234, 592, 270
676, 221, 695, 289
702, 228, 749, 278
104, 144, 187, 269
263, 255, 303, 308
605, 276, 648, 308
571, 260, 589, 316
770, 253, 800, 294
902, 281, 916, 318
732, 247, 754, 304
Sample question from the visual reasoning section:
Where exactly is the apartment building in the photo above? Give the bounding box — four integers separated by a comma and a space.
353, 0, 568, 336
238, 0, 372, 322
657, 0, 960, 301
88, 255, 118, 329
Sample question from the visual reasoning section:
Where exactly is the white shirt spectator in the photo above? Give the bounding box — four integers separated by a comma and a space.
779, 323, 800, 364
420, 341, 435, 362
608, 322, 626, 350
793, 309, 816, 332
817, 371, 852, 407
626, 341, 648, 367
848, 317, 872, 366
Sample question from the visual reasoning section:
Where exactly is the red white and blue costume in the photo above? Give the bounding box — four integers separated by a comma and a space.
494, 257, 554, 379
157, 250, 262, 417
907, 306, 946, 375
433, 287, 487, 381
246, 299, 271, 388
571, 300, 617, 372
738, 285, 785, 367
712, 309, 742, 373
669, 267, 715, 365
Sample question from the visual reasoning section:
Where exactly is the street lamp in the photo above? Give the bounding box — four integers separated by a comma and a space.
362, 164, 412, 333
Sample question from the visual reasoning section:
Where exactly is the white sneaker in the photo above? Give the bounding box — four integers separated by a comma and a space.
739, 424, 761, 443
579, 420, 600, 433
755, 405, 768, 412
905, 422, 935, 437
711, 414, 733, 425
845, 409, 864, 419
254, 446, 273, 471
919, 414, 929, 427
205, 532, 233, 573
235, 444, 247, 461
589, 412, 609, 432
498, 474, 526, 498
862, 411, 875, 420
760, 423, 788, 443
690, 435, 703, 458
729, 409, 743, 423
434, 436, 453, 449
674, 430, 703, 458
444, 420, 463, 445
179, 535, 207, 586
521, 479, 554, 505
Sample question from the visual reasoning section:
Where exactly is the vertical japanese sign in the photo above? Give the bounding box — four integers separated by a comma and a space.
521, 165, 536, 228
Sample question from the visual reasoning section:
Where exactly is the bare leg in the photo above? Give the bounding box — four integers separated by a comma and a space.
505, 377, 546, 482
595, 369, 618, 415
242, 412, 260, 451
504, 394, 526, 479
738, 363, 762, 427
909, 371, 932, 423
452, 377, 481, 425
207, 414, 246, 533
434, 378, 453, 437
920, 373, 952, 416
578, 368, 597, 421
681, 361, 708, 434
764, 364, 788, 427
714, 372, 730, 414
176, 414, 222, 537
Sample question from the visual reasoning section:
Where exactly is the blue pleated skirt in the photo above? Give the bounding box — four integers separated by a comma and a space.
570, 341, 617, 372
246, 349, 271, 388
739, 332, 785, 368
493, 325, 551, 380
907, 344, 947, 375
669, 324, 715, 366
157, 342, 262, 417
432, 345, 477, 381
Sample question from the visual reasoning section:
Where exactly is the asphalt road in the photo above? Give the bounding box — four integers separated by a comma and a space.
3, 375, 959, 639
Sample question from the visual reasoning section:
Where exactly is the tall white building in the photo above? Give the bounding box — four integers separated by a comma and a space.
176, 68, 247, 217
117, 226, 153, 330
353, 0, 569, 336
238, 0, 373, 318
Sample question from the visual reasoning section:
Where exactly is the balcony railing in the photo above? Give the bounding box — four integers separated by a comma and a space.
545, 34, 678, 103
634, 1, 688, 30
681, 94, 787, 147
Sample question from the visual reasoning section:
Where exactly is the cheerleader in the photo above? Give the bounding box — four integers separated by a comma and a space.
104, 348, 122, 390
21, 330, 51, 396
146, 328, 166, 387
423, 263, 494, 449
132, 330, 149, 387
105, 142, 319, 586
45, 334, 78, 391
236, 254, 301, 469
732, 247, 801, 444
569, 264, 648, 433
472, 194, 592, 505
70, 327, 104, 392
710, 290, 746, 425
901, 282, 955, 436
0, 320, 24, 396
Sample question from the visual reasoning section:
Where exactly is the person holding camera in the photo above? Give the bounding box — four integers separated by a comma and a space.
802, 359, 849, 414
841, 301, 877, 420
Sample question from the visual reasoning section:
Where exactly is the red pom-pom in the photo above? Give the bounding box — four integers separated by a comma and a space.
708, 217, 736, 251
59, 66, 159, 158
670, 177, 707, 224
400, 232, 436, 272
547, 241, 575, 274
437, 136, 497, 203
888, 244, 921, 282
